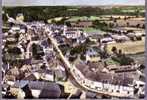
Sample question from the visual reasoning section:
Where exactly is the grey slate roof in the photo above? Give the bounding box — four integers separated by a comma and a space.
76, 63, 134, 87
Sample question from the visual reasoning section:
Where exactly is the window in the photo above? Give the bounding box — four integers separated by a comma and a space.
90, 55, 93, 57
116, 90, 120, 93
140, 84, 144, 87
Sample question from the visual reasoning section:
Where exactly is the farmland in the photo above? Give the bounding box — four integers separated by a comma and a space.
107, 37, 145, 54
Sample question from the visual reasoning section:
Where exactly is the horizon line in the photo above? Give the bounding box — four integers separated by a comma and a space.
2, 4, 145, 7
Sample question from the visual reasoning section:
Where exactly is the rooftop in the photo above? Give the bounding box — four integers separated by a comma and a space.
11, 80, 61, 98
76, 63, 134, 86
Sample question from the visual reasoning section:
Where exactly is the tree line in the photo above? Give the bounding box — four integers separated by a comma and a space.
3, 6, 145, 22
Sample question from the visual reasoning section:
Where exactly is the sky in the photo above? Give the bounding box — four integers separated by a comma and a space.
2, 0, 145, 6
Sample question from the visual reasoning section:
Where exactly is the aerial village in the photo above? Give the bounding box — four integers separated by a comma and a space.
2, 6, 145, 99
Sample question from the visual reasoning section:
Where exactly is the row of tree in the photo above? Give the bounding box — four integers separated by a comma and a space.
3, 6, 145, 22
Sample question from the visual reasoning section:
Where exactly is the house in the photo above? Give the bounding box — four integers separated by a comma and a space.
134, 80, 145, 97
23, 73, 37, 81
19, 29, 26, 34
77, 35, 87, 44
100, 37, 115, 44
40, 39, 54, 52
5, 35, 17, 43
33, 69, 54, 82
63, 26, 85, 39
5, 80, 61, 98
11, 26, 20, 32
86, 48, 101, 62
54, 69, 66, 81
134, 80, 145, 89
16, 13, 24, 22
4, 46, 25, 61
87, 62, 105, 73
4, 66, 26, 82
54, 35, 65, 45
64, 30, 81, 39
75, 63, 135, 98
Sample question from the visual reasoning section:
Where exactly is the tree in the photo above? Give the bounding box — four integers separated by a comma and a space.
47, 38, 51, 44
109, 23, 114, 28
69, 56, 77, 62
32, 44, 38, 57
136, 24, 140, 28
139, 64, 145, 70
118, 17, 121, 20
65, 21, 71, 27
22, 84, 34, 99
92, 20, 109, 30
70, 45, 87, 55
120, 55, 134, 65
142, 24, 145, 29
111, 46, 117, 54
51, 19, 56, 24
118, 49, 122, 57
7, 47, 22, 55
80, 54, 86, 61
110, 16, 113, 20
76, 19, 81, 24
40, 63, 47, 69
112, 54, 134, 65
126, 22, 130, 27
3, 86, 17, 99
113, 18, 117, 23
15, 33, 20, 42
135, 9, 140, 17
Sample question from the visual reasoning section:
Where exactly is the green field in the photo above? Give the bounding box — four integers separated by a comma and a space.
67, 16, 100, 22
106, 58, 120, 65
83, 28, 99, 32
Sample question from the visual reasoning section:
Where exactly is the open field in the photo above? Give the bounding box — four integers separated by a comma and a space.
83, 28, 107, 35
122, 9, 145, 13
83, 27, 100, 33
101, 18, 144, 27
107, 37, 145, 54
67, 16, 97, 21
99, 15, 135, 18
67, 16, 110, 22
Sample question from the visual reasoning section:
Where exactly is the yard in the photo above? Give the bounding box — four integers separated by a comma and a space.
107, 37, 145, 54
83, 27, 106, 35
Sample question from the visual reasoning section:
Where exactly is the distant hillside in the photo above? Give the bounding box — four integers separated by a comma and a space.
2, 6, 145, 22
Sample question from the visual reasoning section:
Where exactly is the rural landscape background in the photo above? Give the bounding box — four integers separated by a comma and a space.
3, 6, 145, 63
2, 5, 146, 99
